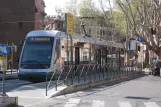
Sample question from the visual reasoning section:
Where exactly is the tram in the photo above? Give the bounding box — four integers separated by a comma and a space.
18, 30, 124, 82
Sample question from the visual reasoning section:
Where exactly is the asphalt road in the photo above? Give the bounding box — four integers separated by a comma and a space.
0, 79, 31, 92
15, 75, 161, 107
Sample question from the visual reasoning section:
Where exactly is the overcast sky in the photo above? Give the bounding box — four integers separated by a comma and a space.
45, 0, 68, 16
44, 0, 113, 16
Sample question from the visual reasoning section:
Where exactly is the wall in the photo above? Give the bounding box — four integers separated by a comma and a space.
35, 0, 46, 30
0, 0, 35, 68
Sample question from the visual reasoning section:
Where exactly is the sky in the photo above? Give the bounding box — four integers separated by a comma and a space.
45, 0, 68, 16
44, 0, 113, 16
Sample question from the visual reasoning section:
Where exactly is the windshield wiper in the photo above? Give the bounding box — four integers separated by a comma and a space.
22, 60, 45, 68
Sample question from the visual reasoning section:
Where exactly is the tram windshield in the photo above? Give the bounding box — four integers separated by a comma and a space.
20, 37, 54, 69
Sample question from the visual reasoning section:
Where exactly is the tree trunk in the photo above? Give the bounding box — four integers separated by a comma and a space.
158, 50, 161, 60
143, 50, 149, 68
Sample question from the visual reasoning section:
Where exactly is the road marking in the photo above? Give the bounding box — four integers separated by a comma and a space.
92, 100, 105, 107
64, 98, 81, 107
144, 102, 159, 107
118, 101, 132, 107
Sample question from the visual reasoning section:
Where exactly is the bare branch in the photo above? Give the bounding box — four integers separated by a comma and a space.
116, 0, 133, 28
125, 0, 136, 29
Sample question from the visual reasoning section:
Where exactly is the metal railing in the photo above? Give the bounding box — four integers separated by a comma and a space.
45, 63, 141, 96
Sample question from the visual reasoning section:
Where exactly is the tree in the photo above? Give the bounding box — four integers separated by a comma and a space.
78, 0, 102, 37
79, 0, 100, 17
63, 0, 82, 34
63, 0, 78, 15
97, 0, 126, 43
112, 11, 126, 35
64, 0, 102, 37
115, 0, 161, 60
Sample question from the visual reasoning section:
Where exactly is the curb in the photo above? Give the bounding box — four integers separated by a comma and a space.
0, 96, 18, 107
51, 72, 145, 97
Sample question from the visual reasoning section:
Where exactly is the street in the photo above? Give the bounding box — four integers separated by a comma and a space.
0, 79, 31, 92
12, 75, 161, 107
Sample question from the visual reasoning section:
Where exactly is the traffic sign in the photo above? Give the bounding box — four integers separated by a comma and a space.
137, 36, 143, 42
0, 56, 6, 60
0, 56, 7, 71
0, 44, 10, 56
129, 39, 136, 50
65, 13, 74, 35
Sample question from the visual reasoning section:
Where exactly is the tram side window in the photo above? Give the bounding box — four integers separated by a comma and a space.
121, 48, 124, 62
112, 47, 117, 65
91, 44, 95, 62
82, 43, 90, 64
53, 39, 60, 64
102, 48, 107, 65
107, 47, 111, 63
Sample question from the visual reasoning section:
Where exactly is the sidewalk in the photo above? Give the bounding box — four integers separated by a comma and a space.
142, 68, 150, 74
7, 72, 122, 98
0, 69, 18, 80
6, 70, 143, 98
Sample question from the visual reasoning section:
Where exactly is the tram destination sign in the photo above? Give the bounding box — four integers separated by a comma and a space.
0, 44, 10, 56
30, 37, 51, 41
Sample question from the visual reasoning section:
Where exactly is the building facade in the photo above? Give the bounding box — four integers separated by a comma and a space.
35, 0, 46, 30
44, 16, 64, 31
0, 0, 46, 68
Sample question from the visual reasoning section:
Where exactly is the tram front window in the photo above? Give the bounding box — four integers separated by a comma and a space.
20, 37, 54, 69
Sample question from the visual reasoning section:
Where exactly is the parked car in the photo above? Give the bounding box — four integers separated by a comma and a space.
151, 60, 161, 76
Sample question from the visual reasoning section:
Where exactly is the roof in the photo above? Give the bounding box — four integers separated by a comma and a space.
26, 30, 124, 48
26, 30, 61, 38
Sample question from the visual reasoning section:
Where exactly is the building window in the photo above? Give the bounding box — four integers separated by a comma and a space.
61, 24, 63, 28
103, 30, 105, 35
100, 29, 102, 35
19, 22, 24, 29
58, 23, 60, 28
35, 7, 38, 12
89, 29, 91, 35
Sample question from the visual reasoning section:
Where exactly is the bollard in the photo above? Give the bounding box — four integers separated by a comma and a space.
160, 68, 161, 77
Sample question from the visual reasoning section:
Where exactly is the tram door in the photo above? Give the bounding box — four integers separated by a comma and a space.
75, 47, 80, 76
97, 49, 101, 72
98, 49, 101, 64
75, 47, 80, 65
